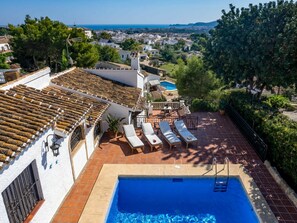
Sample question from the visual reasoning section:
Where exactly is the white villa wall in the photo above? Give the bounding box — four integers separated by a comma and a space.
137, 71, 145, 95
0, 67, 51, 90
0, 129, 74, 223
85, 126, 95, 158
101, 103, 131, 132
145, 73, 160, 83
85, 68, 144, 90
71, 142, 88, 179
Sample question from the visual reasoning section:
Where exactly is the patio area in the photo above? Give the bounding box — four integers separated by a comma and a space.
52, 112, 297, 223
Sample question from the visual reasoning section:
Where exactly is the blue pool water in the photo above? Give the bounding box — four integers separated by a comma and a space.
106, 177, 259, 223
160, 81, 177, 90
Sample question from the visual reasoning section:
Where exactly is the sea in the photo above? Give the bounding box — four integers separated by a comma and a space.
68, 24, 170, 30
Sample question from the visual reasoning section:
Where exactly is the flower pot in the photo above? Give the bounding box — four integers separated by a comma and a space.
219, 109, 225, 115
107, 130, 117, 139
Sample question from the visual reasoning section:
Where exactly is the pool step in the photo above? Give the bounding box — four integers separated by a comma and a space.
214, 179, 228, 192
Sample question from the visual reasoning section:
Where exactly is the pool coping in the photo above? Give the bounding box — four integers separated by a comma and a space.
78, 164, 277, 223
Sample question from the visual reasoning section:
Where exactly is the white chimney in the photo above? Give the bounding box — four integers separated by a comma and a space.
130, 52, 140, 71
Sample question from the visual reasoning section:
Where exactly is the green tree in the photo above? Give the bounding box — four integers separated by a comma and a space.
176, 56, 221, 99
9, 15, 99, 71
121, 38, 140, 51
160, 45, 177, 63
70, 42, 99, 67
98, 32, 112, 40
174, 39, 186, 50
0, 54, 10, 69
0, 27, 9, 36
205, 1, 297, 93
97, 45, 120, 62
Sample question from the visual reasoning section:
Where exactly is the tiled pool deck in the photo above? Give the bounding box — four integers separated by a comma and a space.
52, 112, 297, 223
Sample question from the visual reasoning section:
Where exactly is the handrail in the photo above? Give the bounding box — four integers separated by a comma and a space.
212, 157, 217, 171
224, 157, 230, 186
212, 157, 218, 188
213, 157, 230, 192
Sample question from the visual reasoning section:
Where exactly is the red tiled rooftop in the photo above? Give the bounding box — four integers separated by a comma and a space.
52, 112, 297, 223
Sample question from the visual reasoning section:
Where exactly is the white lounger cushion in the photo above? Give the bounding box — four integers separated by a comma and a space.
123, 124, 137, 137
142, 123, 162, 145
123, 124, 144, 147
159, 121, 181, 144
142, 123, 155, 135
126, 136, 144, 147
174, 120, 197, 142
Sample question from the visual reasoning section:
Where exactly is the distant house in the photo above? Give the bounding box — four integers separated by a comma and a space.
119, 49, 132, 61
98, 39, 120, 49
144, 38, 153, 45
0, 36, 12, 55
162, 38, 178, 45
150, 49, 159, 56
84, 29, 93, 39
139, 53, 149, 60
142, 44, 153, 52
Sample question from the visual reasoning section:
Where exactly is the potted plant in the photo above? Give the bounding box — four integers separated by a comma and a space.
106, 114, 125, 138
219, 99, 228, 115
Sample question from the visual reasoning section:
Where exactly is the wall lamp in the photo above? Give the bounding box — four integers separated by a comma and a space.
45, 134, 62, 157
86, 116, 93, 128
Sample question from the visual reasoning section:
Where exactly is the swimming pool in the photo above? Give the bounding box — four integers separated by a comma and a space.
160, 81, 177, 90
106, 177, 259, 223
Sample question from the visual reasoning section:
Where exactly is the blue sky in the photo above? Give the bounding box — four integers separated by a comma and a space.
1, 0, 265, 25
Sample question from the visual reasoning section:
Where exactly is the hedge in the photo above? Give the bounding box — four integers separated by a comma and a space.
229, 90, 297, 189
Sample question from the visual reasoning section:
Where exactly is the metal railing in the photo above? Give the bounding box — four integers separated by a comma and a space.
226, 104, 268, 161
133, 114, 198, 130
151, 102, 182, 110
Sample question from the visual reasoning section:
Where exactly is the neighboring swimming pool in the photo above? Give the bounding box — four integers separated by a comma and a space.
160, 81, 177, 90
106, 177, 259, 223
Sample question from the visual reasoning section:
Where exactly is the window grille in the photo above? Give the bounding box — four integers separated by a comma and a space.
2, 161, 43, 223
70, 126, 83, 151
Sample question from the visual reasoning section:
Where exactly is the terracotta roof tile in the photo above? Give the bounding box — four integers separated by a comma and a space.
51, 68, 143, 109
8, 85, 109, 134
0, 36, 10, 44
0, 90, 61, 169
0, 85, 109, 170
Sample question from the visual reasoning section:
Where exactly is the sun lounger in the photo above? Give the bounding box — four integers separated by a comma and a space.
123, 124, 144, 152
159, 121, 181, 149
174, 120, 198, 149
142, 123, 163, 151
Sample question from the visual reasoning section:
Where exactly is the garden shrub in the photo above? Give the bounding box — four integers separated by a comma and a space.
228, 91, 297, 189
191, 98, 218, 112
263, 94, 290, 109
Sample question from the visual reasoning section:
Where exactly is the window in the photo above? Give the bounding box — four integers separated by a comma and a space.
70, 126, 83, 151
2, 161, 43, 223
93, 122, 101, 140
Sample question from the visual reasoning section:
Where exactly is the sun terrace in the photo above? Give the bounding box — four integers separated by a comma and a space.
52, 111, 297, 223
